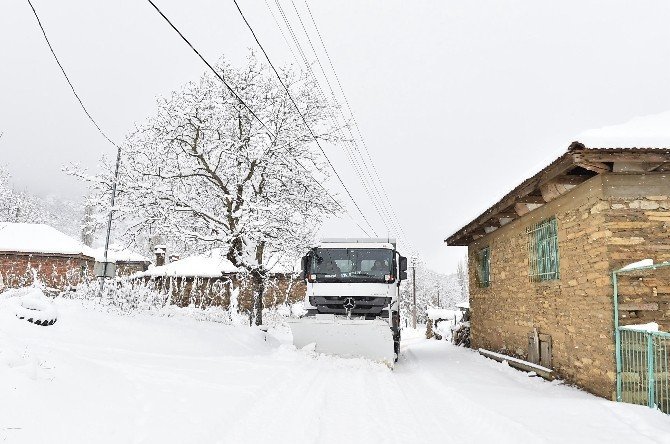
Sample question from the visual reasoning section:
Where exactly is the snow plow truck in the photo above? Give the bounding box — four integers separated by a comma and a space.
288, 238, 408, 366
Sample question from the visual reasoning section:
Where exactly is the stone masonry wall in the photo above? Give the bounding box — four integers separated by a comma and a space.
142, 274, 306, 312
603, 174, 670, 331
0, 253, 94, 291
468, 176, 617, 399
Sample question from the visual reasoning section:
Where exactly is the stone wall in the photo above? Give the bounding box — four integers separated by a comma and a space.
141, 274, 306, 312
0, 252, 94, 291
603, 175, 670, 331
468, 175, 615, 398
467, 172, 670, 400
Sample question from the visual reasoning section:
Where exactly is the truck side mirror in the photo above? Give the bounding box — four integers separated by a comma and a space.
399, 256, 408, 272
399, 256, 408, 281
300, 255, 309, 280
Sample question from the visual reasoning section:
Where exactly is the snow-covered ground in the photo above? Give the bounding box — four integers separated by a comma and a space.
2, 299, 669, 443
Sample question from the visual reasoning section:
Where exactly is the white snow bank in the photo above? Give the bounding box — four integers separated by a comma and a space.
619, 259, 654, 272
620, 322, 659, 333
576, 110, 670, 148
0, 223, 94, 257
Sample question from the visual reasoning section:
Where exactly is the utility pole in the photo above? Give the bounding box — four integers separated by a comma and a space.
436, 283, 440, 308
412, 256, 417, 329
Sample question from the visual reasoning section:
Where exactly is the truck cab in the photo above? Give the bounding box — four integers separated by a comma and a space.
297, 238, 408, 361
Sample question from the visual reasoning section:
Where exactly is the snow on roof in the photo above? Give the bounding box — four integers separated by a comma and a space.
139, 247, 300, 278
576, 111, 670, 148
142, 248, 238, 278
0, 223, 95, 257
92, 245, 150, 263
456, 301, 470, 309
426, 309, 460, 321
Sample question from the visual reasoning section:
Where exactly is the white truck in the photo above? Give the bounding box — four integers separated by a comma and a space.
288, 238, 408, 366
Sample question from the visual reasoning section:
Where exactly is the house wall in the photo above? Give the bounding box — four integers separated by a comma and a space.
0, 252, 94, 291
603, 174, 670, 331
468, 175, 617, 398
467, 172, 670, 400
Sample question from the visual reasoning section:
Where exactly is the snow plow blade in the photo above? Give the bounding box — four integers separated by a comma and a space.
287, 315, 395, 367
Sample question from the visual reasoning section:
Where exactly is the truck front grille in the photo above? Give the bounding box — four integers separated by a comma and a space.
309, 296, 391, 317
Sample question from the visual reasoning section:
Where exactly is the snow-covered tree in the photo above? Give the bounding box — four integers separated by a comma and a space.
74, 52, 340, 324
0, 164, 82, 238
399, 260, 464, 325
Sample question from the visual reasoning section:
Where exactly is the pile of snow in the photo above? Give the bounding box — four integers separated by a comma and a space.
576, 111, 670, 148
2, 283, 59, 326
0, 222, 94, 257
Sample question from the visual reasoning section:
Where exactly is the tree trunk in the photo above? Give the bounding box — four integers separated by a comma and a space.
252, 269, 265, 326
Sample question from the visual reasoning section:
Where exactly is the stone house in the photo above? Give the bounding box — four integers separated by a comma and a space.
445, 142, 670, 400
134, 248, 305, 312
0, 223, 95, 291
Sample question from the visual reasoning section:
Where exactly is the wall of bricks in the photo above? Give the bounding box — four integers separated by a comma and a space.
467, 173, 670, 400
0, 252, 94, 291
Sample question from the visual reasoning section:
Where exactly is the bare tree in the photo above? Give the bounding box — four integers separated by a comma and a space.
75, 52, 340, 324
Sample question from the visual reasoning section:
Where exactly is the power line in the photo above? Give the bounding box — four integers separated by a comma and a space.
301, 1, 413, 248
26, 0, 119, 151
145, 0, 374, 237
232, 0, 379, 237
270, 0, 391, 236
26, 0, 122, 290
284, 0, 399, 237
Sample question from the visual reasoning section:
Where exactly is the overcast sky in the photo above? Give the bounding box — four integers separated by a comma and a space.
2, 0, 670, 273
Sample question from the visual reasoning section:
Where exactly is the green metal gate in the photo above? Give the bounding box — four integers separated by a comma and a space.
618, 328, 670, 412
613, 261, 670, 413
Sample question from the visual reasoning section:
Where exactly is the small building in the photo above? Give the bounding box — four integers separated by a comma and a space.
0, 222, 95, 291
445, 125, 670, 399
135, 248, 305, 311
92, 245, 151, 276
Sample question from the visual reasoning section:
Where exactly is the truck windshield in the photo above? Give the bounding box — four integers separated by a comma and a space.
310, 248, 394, 283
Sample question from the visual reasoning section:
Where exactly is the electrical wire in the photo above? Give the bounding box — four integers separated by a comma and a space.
232, 0, 379, 237
146, 0, 374, 237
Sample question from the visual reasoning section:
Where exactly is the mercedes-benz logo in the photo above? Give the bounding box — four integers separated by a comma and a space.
343, 297, 356, 310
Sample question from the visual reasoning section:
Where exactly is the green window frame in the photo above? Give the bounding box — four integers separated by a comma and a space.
527, 217, 560, 282
476, 246, 491, 288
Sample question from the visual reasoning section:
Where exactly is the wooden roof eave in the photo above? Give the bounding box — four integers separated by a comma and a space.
445, 152, 576, 246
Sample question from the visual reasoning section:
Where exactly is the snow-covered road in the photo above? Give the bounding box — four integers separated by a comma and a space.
1, 300, 669, 443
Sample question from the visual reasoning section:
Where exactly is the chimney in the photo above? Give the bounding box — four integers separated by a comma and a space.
154, 245, 167, 266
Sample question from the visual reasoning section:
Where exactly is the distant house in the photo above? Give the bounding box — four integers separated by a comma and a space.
91, 245, 151, 276
0, 222, 94, 291
445, 127, 670, 400
134, 248, 305, 312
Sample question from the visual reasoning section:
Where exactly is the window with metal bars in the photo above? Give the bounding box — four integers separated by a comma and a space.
527, 217, 560, 282
476, 246, 491, 288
